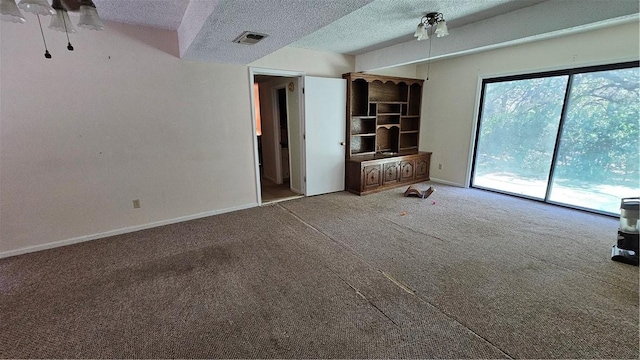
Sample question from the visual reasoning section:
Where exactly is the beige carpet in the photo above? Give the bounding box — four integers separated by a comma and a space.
0, 183, 637, 359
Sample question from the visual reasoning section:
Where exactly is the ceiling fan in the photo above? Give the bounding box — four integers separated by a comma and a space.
0, 0, 104, 57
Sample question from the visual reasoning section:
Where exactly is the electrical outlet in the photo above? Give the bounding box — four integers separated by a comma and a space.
438, 163, 442, 170
133, 199, 141, 209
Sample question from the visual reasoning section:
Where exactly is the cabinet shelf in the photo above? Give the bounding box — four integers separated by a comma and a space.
377, 115, 400, 125
408, 83, 422, 116
400, 117, 420, 132
352, 151, 376, 156
345, 72, 423, 162
345, 72, 429, 195
369, 80, 408, 102
351, 117, 376, 135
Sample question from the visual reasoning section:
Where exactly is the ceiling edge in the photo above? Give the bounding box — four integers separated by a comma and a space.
178, 0, 220, 58
355, 0, 639, 72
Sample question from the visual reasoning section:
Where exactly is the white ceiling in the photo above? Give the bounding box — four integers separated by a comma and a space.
291, 0, 547, 55
93, 0, 190, 30
178, 0, 373, 64
92, 0, 639, 67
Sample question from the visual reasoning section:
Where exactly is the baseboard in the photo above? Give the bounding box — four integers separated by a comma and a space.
0, 202, 258, 259
429, 178, 466, 188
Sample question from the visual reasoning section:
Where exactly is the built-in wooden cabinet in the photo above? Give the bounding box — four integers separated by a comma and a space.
346, 152, 432, 195
344, 73, 423, 157
343, 73, 431, 195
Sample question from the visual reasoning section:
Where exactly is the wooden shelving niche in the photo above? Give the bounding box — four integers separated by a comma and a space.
343, 72, 432, 195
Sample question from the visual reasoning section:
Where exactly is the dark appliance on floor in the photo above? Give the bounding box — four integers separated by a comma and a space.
611, 197, 639, 266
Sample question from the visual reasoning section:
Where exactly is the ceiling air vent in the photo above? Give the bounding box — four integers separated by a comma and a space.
233, 31, 268, 45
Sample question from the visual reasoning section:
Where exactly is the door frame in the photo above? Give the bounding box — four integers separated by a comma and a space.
249, 67, 305, 205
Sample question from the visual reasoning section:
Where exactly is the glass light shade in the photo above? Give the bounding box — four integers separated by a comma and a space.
17, 0, 55, 15
413, 23, 423, 38
435, 21, 449, 37
49, 9, 75, 32
414, 23, 428, 41
0, 0, 26, 23
77, 4, 104, 30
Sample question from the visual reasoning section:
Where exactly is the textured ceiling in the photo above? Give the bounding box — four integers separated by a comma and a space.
180, 0, 373, 63
94, 0, 189, 30
290, 0, 547, 55
90, 0, 639, 65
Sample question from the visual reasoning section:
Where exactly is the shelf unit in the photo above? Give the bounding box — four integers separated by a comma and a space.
344, 73, 424, 157
343, 73, 430, 195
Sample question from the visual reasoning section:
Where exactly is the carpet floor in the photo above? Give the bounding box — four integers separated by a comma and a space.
0, 183, 638, 359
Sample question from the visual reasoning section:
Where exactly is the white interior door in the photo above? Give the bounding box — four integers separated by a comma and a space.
304, 76, 346, 196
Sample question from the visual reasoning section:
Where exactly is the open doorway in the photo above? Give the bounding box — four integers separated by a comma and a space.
253, 73, 304, 204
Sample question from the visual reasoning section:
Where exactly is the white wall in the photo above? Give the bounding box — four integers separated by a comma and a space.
285, 79, 304, 194
1, 21, 358, 257
251, 47, 354, 77
0, 21, 258, 256
418, 22, 640, 186
365, 64, 417, 78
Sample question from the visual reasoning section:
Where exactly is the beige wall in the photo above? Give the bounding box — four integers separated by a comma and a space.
366, 64, 417, 78
0, 22, 354, 256
418, 22, 640, 186
0, 21, 257, 255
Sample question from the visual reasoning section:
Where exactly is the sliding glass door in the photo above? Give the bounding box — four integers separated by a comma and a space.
473, 76, 567, 199
548, 67, 640, 213
472, 62, 639, 215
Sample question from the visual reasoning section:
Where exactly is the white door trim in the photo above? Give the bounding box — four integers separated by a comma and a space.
297, 76, 306, 195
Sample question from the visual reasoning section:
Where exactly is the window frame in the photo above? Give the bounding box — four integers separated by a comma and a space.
470, 60, 639, 216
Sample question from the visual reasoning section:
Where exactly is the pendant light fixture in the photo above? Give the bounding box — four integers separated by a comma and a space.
1, 0, 105, 58
414, 12, 448, 41
18, 0, 56, 58
414, 12, 449, 80
77, 0, 103, 30
0, 0, 26, 23
36, 13, 51, 57
17, 0, 55, 15
49, 0, 75, 51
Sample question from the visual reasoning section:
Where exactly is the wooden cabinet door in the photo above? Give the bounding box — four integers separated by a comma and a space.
415, 156, 430, 180
400, 160, 415, 182
362, 165, 382, 190
382, 162, 400, 185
